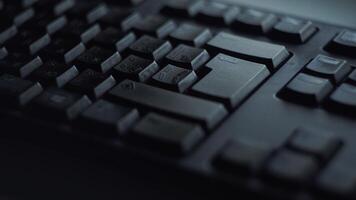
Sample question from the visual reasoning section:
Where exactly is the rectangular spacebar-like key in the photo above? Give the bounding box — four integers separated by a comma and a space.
109, 80, 228, 130
206, 32, 290, 70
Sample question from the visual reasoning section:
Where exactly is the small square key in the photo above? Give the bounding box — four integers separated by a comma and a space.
42, 38, 86, 64
0, 23, 17, 45
0, 53, 43, 78
93, 27, 136, 52
33, 87, 92, 120
233, 9, 277, 34
165, 44, 210, 70
79, 100, 139, 137
132, 15, 176, 38
132, 113, 204, 155
36, 0, 75, 16
129, 35, 172, 60
195, 2, 239, 25
31, 60, 79, 87
23, 13, 68, 35
58, 19, 101, 43
67, 69, 116, 99
152, 64, 198, 92
271, 17, 317, 43
161, 0, 203, 17
326, 30, 356, 57
113, 55, 159, 82
0, 47, 8, 60
169, 23, 212, 47
305, 55, 350, 83
68, 2, 109, 24
0, 74, 43, 106
100, 7, 141, 31
75, 46, 121, 73
327, 84, 356, 115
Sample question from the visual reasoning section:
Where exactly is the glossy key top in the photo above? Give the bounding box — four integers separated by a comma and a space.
327, 30, 356, 57
206, 32, 290, 70
327, 84, 356, 114
192, 54, 270, 109
109, 80, 228, 130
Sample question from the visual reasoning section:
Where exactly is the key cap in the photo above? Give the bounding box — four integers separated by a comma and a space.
6, 29, 51, 55
265, 150, 319, 183
0, 47, 8, 60
327, 84, 356, 114
326, 30, 356, 57
287, 128, 342, 161
132, 113, 204, 155
271, 17, 317, 43
13, 8, 35, 26
0, 74, 43, 106
214, 140, 271, 174
305, 55, 350, 83
152, 64, 198, 92
33, 87, 92, 120
23, 13, 67, 35
75, 46, 121, 73
169, 23, 212, 47
317, 163, 356, 197
67, 69, 116, 99
42, 38, 86, 64
192, 54, 270, 108
280, 73, 333, 105
109, 80, 228, 130
207, 32, 290, 70
100, 8, 141, 31
132, 15, 176, 38
233, 9, 277, 34
0, 54, 43, 78
0, 23, 17, 45
195, 2, 239, 25
346, 70, 356, 85
59, 20, 101, 43
106, 0, 144, 6
31, 60, 79, 87
165, 44, 210, 70
128, 35, 172, 60
161, 0, 203, 17
113, 55, 159, 82
68, 2, 109, 24
79, 100, 139, 137
93, 27, 136, 52
36, 0, 75, 16
8, 0, 38, 8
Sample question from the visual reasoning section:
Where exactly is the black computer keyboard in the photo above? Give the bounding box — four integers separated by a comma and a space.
1, 0, 356, 199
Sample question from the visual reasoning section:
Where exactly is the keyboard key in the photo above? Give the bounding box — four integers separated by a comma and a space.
206, 32, 290, 70
265, 150, 319, 183
67, 69, 116, 99
23, 14, 68, 35
327, 84, 356, 114
75, 46, 121, 73
195, 2, 239, 25
327, 30, 356, 57
59, 20, 101, 43
132, 113, 204, 155
317, 163, 356, 197
13, 8, 35, 26
33, 87, 92, 120
43, 0, 75, 16
31, 60, 79, 87
279, 73, 333, 105
287, 128, 342, 161
161, 0, 203, 17
0, 74, 43, 106
0, 47, 8, 60
93, 27, 136, 52
346, 69, 356, 85
6, 30, 51, 55
0, 23, 17, 45
128, 35, 172, 60
214, 140, 271, 174
233, 9, 277, 34
80, 100, 139, 136
132, 15, 176, 38
8, 0, 38, 8
165, 44, 210, 70
271, 17, 317, 43
100, 8, 141, 31
152, 64, 198, 92
113, 55, 159, 82
192, 54, 270, 108
109, 80, 228, 130
42, 39, 86, 64
0, 54, 43, 78
169, 23, 212, 47
305, 55, 350, 83
68, 2, 109, 24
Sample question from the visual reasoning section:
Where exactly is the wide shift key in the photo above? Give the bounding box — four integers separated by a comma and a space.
206, 32, 289, 70
109, 80, 228, 130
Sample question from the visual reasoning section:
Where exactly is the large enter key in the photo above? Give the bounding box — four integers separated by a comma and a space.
192, 54, 270, 109
206, 32, 290, 70
109, 80, 228, 130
